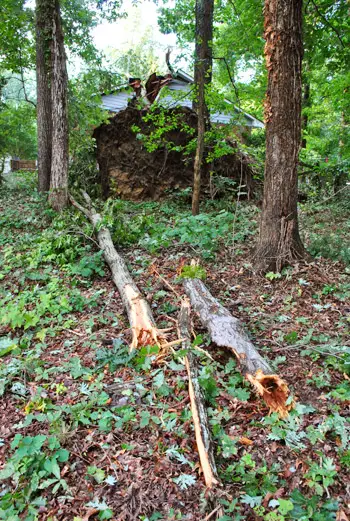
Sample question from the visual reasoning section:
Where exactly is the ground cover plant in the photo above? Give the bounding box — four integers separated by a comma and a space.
0, 172, 349, 520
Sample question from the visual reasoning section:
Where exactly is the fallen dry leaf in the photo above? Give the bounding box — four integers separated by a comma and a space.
336, 510, 349, 521
239, 436, 253, 446
82, 508, 99, 521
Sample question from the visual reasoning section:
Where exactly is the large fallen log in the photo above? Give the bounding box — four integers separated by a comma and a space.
178, 299, 220, 490
183, 278, 292, 417
69, 192, 163, 350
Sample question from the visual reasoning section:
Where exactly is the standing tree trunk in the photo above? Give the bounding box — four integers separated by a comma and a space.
192, 0, 214, 216
254, 0, 306, 272
49, 0, 69, 211
36, 0, 53, 193
301, 80, 310, 149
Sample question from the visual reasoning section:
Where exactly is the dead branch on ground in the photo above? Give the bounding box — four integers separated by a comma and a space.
178, 299, 221, 489
69, 191, 164, 350
183, 277, 293, 417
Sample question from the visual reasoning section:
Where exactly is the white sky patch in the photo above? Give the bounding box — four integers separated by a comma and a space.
92, 0, 189, 71
92, 1, 174, 51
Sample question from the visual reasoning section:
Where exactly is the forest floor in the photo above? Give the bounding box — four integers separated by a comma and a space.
0, 173, 349, 521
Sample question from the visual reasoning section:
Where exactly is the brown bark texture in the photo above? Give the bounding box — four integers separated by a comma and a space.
184, 278, 292, 417
69, 192, 163, 350
36, 0, 53, 193
192, 0, 214, 216
178, 299, 220, 489
49, 0, 69, 211
255, 0, 305, 272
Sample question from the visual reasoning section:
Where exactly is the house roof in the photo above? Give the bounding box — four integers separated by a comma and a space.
101, 69, 264, 129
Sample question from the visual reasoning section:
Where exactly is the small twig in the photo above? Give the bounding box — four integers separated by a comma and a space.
151, 264, 180, 297
64, 229, 99, 248
165, 86, 196, 109
67, 329, 85, 337
203, 505, 223, 521
193, 344, 215, 361
269, 341, 346, 359
161, 338, 186, 349
212, 56, 240, 103
69, 193, 91, 219
231, 153, 244, 257
316, 184, 349, 206
309, 0, 345, 48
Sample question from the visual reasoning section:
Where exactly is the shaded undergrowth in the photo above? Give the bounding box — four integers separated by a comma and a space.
0, 173, 349, 521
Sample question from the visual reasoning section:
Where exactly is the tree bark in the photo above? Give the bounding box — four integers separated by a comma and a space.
254, 0, 306, 272
184, 277, 292, 417
192, 0, 214, 216
35, 0, 53, 193
178, 299, 220, 489
301, 81, 310, 149
49, 0, 69, 211
69, 192, 163, 350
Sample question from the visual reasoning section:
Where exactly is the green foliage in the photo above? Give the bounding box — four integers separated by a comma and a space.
0, 434, 69, 519
95, 340, 134, 372
68, 69, 114, 193
180, 264, 206, 280
99, 197, 258, 259
302, 194, 350, 265
304, 457, 337, 496
172, 473, 196, 490
0, 102, 37, 163
132, 105, 196, 155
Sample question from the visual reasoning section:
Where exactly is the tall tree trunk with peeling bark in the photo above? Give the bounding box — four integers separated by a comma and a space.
192, 0, 214, 216
36, 0, 53, 193
254, 0, 306, 272
49, 0, 69, 211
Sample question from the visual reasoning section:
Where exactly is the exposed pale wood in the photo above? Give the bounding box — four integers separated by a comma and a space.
69, 192, 162, 350
178, 299, 220, 489
183, 278, 292, 417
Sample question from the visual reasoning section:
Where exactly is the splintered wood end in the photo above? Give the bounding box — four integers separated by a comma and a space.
130, 325, 162, 351
246, 369, 294, 418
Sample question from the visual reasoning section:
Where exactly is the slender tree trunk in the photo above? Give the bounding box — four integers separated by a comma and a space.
334, 111, 348, 194
49, 0, 69, 211
192, 0, 214, 216
301, 81, 310, 148
254, 0, 306, 272
36, 0, 53, 193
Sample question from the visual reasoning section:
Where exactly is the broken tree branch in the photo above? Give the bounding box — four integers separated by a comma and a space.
69, 191, 163, 350
178, 299, 220, 489
183, 278, 293, 417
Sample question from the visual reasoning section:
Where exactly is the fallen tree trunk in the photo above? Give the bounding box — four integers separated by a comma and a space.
69, 192, 163, 350
178, 299, 220, 490
183, 278, 292, 417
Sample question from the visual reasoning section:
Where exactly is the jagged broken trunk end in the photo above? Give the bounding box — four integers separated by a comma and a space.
69, 192, 163, 351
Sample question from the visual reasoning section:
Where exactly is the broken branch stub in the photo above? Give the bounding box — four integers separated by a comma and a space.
69, 192, 162, 350
183, 278, 293, 417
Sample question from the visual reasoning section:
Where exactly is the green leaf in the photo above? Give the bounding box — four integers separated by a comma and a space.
0, 337, 18, 357
173, 473, 196, 490
44, 458, 61, 479
278, 499, 294, 515
39, 478, 59, 489
139, 410, 151, 428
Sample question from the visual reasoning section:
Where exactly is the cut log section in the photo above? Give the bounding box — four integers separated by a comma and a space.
178, 299, 221, 490
183, 278, 293, 417
69, 192, 163, 350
